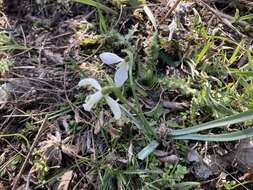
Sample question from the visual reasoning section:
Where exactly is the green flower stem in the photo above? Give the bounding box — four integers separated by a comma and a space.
125, 50, 156, 139
101, 86, 149, 132
101, 86, 114, 95
101, 51, 157, 139
101, 86, 127, 103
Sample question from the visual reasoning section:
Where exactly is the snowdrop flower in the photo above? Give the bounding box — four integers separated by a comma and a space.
99, 52, 129, 87
78, 78, 121, 120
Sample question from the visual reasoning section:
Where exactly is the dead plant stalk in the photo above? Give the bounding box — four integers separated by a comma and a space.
159, 0, 181, 24
12, 116, 48, 190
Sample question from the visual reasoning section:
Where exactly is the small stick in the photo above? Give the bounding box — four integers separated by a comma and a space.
159, 0, 182, 24
200, 0, 245, 37
12, 115, 48, 190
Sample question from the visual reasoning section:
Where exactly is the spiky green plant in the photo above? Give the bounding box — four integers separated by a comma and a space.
0, 59, 14, 74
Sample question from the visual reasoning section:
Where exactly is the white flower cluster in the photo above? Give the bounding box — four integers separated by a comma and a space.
79, 53, 128, 120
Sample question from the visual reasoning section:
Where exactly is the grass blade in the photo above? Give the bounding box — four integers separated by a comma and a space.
246, 50, 253, 69
98, 10, 107, 33
137, 140, 159, 160
229, 70, 253, 77
124, 169, 163, 175
120, 105, 142, 130
0, 45, 31, 51
228, 40, 243, 65
170, 109, 253, 136
195, 39, 212, 64
126, 49, 156, 138
239, 14, 253, 21
0, 133, 30, 149
143, 5, 157, 31
172, 127, 253, 141
75, 0, 117, 14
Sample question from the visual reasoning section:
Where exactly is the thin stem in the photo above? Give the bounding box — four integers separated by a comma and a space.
102, 86, 127, 103
12, 115, 48, 190
0, 133, 30, 149
125, 50, 156, 139
159, 0, 181, 24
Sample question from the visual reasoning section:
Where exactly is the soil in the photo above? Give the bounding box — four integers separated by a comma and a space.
1, 0, 253, 189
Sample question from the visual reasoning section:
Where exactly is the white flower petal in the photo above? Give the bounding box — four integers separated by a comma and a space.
83, 91, 103, 111
99, 52, 124, 65
105, 96, 121, 120
114, 62, 129, 87
78, 78, 101, 90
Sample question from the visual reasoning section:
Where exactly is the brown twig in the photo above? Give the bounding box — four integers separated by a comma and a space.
159, 0, 181, 24
200, 0, 245, 37
12, 115, 48, 190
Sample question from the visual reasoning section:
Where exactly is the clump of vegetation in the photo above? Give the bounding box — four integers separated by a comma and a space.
1, 0, 253, 189
0, 59, 13, 75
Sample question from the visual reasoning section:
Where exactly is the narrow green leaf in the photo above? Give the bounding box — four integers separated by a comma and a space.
0, 45, 31, 51
234, 8, 240, 21
239, 14, 253, 21
125, 49, 156, 138
98, 10, 107, 33
75, 0, 117, 14
170, 109, 253, 136
124, 169, 163, 175
128, 0, 146, 7
228, 40, 244, 65
143, 5, 157, 31
207, 92, 234, 115
172, 127, 253, 141
195, 40, 212, 64
246, 50, 253, 70
230, 70, 253, 77
137, 140, 159, 160
120, 105, 142, 130
0, 133, 31, 149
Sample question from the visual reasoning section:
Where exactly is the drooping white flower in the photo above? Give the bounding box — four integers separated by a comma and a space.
99, 52, 123, 64
99, 52, 129, 87
78, 78, 121, 120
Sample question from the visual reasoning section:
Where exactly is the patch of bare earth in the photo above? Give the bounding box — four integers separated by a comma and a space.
0, 1, 97, 189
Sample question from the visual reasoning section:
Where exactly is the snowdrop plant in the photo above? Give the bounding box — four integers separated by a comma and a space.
99, 52, 129, 87
78, 78, 121, 120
